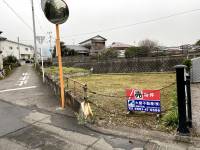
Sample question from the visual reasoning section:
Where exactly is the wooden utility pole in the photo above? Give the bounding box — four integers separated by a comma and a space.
56, 24, 65, 108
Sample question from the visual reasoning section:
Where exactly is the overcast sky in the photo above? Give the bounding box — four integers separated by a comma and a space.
1, 0, 200, 48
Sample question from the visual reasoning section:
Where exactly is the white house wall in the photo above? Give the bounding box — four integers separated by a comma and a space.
0, 41, 34, 60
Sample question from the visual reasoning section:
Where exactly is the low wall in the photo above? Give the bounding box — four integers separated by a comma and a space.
44, 74, 82, 113
35, 64, 83, 113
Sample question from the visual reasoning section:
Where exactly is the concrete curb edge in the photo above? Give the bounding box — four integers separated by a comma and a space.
85, 123, 200, 146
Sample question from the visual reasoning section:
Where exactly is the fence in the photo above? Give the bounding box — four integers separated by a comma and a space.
65, 76, 88, 101
53, 56, 187, 73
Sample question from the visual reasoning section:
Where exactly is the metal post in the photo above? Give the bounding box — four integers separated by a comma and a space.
186, 75, 192, 128
74, 81, 76, 96
31, 0, 37, 66
175, 65, 189, 134
84, 84, 87, 101
56, 24, 65, 108
66, 78, 69, 89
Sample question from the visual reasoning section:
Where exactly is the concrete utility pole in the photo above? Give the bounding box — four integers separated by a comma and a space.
47, 31, 53, 57
17, 37, 20, 60
47, 32, 52, 50
31, 0, 37, 66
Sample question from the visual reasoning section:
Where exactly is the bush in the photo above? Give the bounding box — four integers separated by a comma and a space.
162, 92, 178, 128
100, 48, 118, 59
182, 59, 192, 72
125, 47, 149, 58
3, 55, 20, 68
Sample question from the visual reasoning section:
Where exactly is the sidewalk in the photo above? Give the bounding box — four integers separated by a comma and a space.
191, 83, 200, 135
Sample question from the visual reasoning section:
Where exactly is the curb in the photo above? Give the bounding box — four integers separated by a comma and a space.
85, 123, 200, 146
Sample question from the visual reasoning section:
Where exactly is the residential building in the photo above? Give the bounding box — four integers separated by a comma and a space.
79, 35, 107, 55
0, 36, 34, 60
65, 45, 89, 56
109, 42, 132, 58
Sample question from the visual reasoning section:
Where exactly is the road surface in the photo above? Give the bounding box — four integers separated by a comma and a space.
0, 64, 147, 150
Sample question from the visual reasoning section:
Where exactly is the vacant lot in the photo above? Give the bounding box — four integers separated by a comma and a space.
75, 73, 176, 132
45, 67, 177, 132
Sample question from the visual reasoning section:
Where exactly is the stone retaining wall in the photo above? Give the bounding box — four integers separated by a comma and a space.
44, 74, 82, 113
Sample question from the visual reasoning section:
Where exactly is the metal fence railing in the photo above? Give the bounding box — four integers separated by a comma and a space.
64, 76, 87, 102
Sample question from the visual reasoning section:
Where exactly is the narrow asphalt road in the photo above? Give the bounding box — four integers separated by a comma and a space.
0, 64, 147, 150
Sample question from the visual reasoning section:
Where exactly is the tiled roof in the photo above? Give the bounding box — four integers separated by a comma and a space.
79, 35, 107, 44
110, 42, 132, 48
66, 45, 89, 53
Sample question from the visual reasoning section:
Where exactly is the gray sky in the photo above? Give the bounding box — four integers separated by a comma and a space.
1, 0, 200, 48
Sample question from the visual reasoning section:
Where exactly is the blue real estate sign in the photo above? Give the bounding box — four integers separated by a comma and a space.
126, 89, 161, 113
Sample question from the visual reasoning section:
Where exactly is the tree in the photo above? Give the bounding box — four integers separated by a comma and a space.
52, 42, 77, 57
125, 46, 150, 58
100, 48, 118, 58
139, 39, 158, 56
195, 39, 200, 46
139, 39, 158, 49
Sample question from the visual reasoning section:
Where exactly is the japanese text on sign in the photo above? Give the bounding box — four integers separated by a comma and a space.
126, 89, 161, 113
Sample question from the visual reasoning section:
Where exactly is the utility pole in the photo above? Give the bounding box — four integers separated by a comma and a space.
17, 37, 20, 60
47, 31, 53, 55
31, 0, 37, 66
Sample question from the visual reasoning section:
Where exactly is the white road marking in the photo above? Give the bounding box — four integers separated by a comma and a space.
16, 72, 30, 86
0, 86, 37, 93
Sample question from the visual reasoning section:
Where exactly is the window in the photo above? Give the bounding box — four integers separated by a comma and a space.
25, 48, 29, 51
17, 47, 19, 50
9, 46, 13, 50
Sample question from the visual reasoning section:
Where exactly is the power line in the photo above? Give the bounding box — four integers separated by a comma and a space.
63, 8, 200, 39
2, 0, 33, 31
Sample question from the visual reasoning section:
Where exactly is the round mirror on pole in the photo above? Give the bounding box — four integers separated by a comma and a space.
41, 0, 69, 109
41, 0, 69, 24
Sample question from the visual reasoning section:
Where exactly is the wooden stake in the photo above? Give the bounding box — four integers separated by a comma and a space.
56, 24, 65, 108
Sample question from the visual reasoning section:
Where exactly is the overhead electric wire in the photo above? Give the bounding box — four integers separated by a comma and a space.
63, 8, 200, 39
2, 0, 33, 31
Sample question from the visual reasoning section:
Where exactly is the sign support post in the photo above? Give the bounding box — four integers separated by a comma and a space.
36, 36, 45, 83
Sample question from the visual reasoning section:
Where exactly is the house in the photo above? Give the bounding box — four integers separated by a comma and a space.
65, 45, 89, 56
79, 35, 107, 55
161, 46, 182, 55
109, 42, 132, 58
0, 36, 34, 60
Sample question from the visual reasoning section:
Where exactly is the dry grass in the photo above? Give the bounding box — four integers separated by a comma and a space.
74, 73, 176, 132
45, 66, 177, 132
45, 66, 89, 75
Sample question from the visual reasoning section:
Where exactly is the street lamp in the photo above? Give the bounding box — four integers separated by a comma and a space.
41, 0, 69, 109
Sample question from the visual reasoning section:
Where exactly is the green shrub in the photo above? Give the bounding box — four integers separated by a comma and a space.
3, 55, 20, 68
100, 48, 118, 59
125, 46, 149, 58
182, 59, 192, 72
162, 92, 178, 128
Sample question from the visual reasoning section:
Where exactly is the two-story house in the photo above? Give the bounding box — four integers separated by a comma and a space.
0, 36, 34, 60
79, 35, 107, 56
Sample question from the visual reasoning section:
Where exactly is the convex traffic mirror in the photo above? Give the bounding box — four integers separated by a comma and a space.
41, 0, 69, 24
